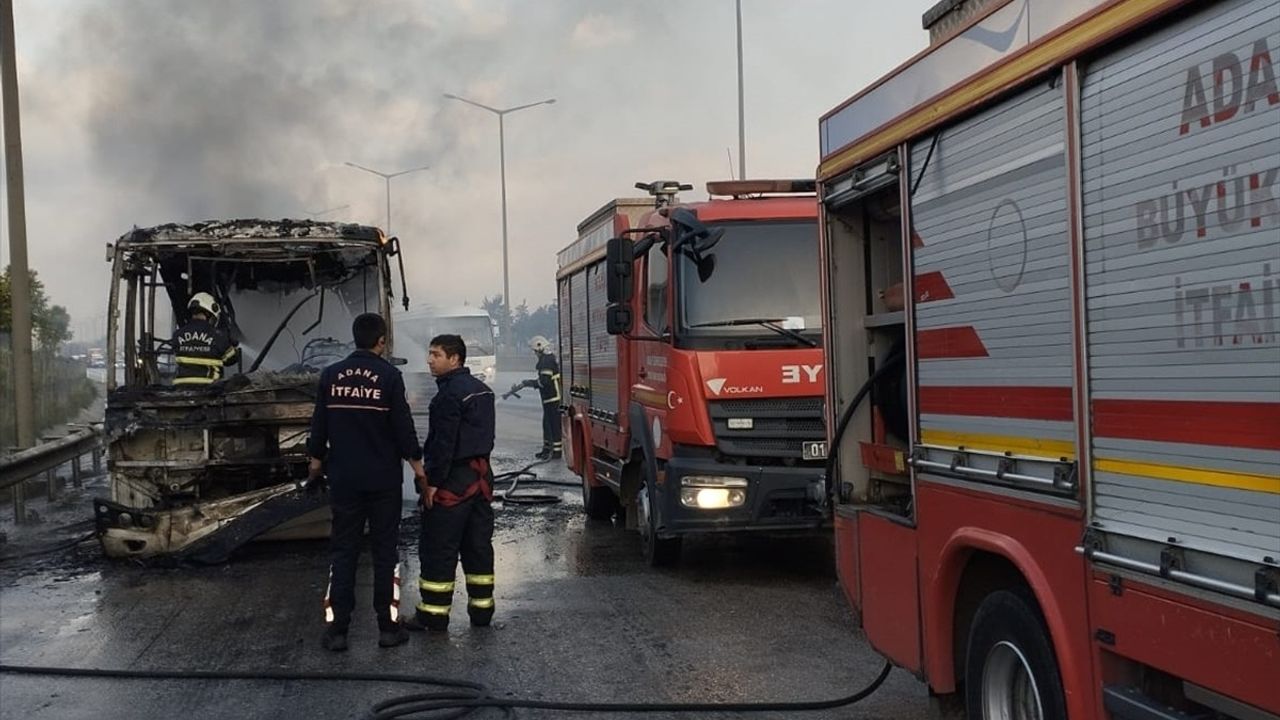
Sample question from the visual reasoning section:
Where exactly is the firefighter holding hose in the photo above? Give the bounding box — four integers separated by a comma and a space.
505, 336, 562, 460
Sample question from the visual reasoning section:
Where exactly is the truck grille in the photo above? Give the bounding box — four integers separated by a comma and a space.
708, 397, 825, 460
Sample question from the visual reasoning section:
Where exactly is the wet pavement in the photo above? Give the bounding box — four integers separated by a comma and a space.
0, 376, 932, 719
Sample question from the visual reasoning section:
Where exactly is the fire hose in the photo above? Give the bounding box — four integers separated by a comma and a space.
0, 660, 892, 719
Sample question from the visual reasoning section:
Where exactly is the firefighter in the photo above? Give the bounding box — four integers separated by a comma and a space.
405, 333, 497, 632
306, 312, 426, 651
507, 335, 562, 460
172, 292, 240, 386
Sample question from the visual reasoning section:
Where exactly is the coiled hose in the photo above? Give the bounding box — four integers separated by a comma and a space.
491, 459, 579, 506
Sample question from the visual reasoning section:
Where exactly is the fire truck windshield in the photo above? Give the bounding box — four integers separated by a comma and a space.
678, 220, 821, 340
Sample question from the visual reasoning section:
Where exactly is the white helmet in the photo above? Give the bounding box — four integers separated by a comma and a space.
529, 336, 551, 354
187, 292, 221, 321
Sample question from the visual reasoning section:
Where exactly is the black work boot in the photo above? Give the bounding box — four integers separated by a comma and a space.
321, 626, 349, 652
550, 450, 562, 459
535, 448, 551, 461
403, 610, 449, 633
378, 622, 410, 648
469, 609, 494, 628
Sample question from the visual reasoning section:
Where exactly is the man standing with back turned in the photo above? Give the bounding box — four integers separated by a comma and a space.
307, 313, 425, 651
406, 333, 497, 632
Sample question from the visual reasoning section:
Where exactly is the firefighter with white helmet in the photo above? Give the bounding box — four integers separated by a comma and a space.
508, 335, 562, 459
172, 292, 240, 386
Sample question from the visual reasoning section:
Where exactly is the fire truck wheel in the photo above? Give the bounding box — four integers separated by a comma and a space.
582, 478, 619, 522
964, 588, 1067, 720
637, 482, 682, 567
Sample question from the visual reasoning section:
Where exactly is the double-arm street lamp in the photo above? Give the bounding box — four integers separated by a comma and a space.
343, 162, 430, 236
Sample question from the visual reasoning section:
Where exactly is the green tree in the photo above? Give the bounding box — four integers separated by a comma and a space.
1, 267, 94, 451
511, 301, 557, 350
480, 294, 510, 342
0, 266, 73, 351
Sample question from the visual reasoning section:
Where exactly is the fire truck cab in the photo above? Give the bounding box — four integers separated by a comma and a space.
557, 180, 829, 565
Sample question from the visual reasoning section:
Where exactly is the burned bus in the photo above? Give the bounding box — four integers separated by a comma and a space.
97, 219, 410, 562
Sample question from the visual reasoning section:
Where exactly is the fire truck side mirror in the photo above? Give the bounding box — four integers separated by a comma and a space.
605, 304, 633, 336
606, 237, 635, 304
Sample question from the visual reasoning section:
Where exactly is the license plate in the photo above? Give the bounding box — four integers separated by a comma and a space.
802, 441, 828, 460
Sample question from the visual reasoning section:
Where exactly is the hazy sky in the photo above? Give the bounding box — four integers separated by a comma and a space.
3, 0, 935, 336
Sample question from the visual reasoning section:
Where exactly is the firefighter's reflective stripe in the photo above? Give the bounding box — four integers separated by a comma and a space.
221, 346, 238, 363
543, 372, 563, 404
323, 568, 335, 623
464, 573, 494, 585
390, 563, 401, 622
175, 354, 224, 384
419, 578, 456, 593
416, 602, 452, 615
176, 356, 224, 368
173, 376, 215, 385
468, 597, 495, 609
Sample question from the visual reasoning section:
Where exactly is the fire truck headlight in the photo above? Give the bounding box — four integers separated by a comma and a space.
679, 476, 748, 509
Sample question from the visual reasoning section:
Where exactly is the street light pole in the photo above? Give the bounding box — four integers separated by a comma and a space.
736, 0, 746, 180
343, 162, 430, 236
2, 0, 35, 522
497, 113, 508, 324
443, 93, 555, 348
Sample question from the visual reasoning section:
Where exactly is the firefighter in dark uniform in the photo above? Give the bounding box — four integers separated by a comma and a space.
508, 335, 562, 459
173, 292, 239, 386
306, 312, 426, 651
405, 333, 497, 632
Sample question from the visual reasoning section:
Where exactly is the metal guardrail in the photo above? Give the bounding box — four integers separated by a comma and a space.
0, 425, 105, 523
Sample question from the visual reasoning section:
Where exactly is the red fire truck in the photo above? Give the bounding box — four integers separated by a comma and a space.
556, 180, 828, 565
817, 0, 1278, 717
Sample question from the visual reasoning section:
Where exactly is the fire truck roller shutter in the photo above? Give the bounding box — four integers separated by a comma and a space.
1080, 0, 1280, 591
909, 74, 1076, 464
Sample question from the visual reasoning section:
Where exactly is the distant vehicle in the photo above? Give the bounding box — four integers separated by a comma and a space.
395, 305, 497, 408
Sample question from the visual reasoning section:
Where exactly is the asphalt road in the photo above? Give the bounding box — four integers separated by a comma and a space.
0, 374, 932, 720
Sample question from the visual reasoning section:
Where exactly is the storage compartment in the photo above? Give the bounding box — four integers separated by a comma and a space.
822, 152, 911, 517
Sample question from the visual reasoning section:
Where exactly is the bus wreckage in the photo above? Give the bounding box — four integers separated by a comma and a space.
97, 219, 410, 562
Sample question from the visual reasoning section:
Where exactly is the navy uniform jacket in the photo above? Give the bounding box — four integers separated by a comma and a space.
307, 350, 421, 497
173, 317, 239, 385
424, 368, 495, 494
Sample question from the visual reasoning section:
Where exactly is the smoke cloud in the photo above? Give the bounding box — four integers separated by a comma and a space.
6, 0, 929, 334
